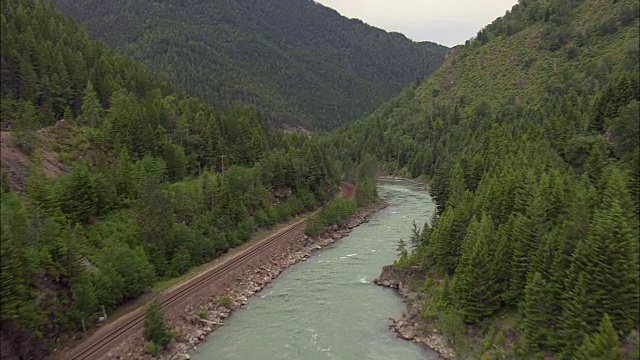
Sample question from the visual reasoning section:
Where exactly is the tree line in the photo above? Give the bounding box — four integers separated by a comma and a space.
50, 0, 448, 131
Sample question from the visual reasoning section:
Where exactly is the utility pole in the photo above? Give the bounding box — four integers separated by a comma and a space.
220, 154, 225, 172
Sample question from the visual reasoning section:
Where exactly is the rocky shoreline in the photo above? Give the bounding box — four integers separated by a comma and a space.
107, 201, 388, 360
374, 265, 455, 360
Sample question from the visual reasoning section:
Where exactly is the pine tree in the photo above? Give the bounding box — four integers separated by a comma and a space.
446, 162, 466, 209
452, 214, 499, 323
428, 207, 456, 272
19, 51, 38, 101
522, 272, 554, 349
79, 80, 101, 127
508, 214, 534, 301
61, 166, 98, 224
599, 166, 638, 231
441, 273, 452, 307
396, 238, 407, 257
576, 202, 639, 336
561, 272, 589, 357
25, 157, 62, 220
11, 101, 37, 154
408, 221, 421, 251
491, 220, 512, 303
576, 314, 623, 360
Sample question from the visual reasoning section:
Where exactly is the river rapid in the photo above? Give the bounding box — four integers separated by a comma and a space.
194, 181, 439, 360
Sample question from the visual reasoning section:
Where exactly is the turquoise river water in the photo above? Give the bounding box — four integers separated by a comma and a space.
194, 181, 439, 360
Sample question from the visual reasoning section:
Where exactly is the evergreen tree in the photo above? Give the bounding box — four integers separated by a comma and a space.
428, 207, 456, 272
522, 272, 555, 349
599, 166, 638, 231
11, 101, 37, 154
79, 80, 101, 127
576, 314, 623, 360
441, 273, 452, 307
561, 272, 589, 357
408, 221, 421, 251
575, 202, 639, 336
446, 162, 466, 209
61, 165, 98, 225
491, 220, 512, 302
452, 214, 499, 323
25, 157, 60, 218
396, 238, 407, 257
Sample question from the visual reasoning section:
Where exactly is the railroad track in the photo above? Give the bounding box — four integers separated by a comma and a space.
69, 182, 355, 360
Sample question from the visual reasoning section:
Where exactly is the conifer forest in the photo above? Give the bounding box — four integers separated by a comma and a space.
0, 0, 638, 359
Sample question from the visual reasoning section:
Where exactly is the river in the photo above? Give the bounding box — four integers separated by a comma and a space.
194, 180, 439, 360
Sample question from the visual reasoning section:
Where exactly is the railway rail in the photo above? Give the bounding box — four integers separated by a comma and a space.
68, 182, 356, 360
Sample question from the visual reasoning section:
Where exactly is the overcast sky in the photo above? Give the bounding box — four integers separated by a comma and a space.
316, 0, 517, 47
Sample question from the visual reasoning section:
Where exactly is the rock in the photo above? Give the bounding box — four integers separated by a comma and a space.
375, 265, 405, 288
400, 329, 415, 340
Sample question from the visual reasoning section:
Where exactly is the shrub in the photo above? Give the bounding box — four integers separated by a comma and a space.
217, 295, 234, 308
144, 300, 173, 348
144, 342, 161, 357
304, 199, 357, 237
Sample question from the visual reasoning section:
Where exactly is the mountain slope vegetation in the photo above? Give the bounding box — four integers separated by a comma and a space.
51, 0, 448, 131
325, 0, 639, 357
0, 1, 372, 357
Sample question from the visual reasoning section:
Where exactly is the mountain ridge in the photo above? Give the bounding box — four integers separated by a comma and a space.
53, 0, 448, 130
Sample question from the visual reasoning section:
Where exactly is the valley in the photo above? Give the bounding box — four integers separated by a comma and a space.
1, 0, 638, 359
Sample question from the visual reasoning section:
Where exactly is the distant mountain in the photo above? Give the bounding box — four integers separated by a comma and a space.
52, 0, 448, 130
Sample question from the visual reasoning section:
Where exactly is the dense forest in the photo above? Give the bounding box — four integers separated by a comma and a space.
0, 1, 374, 357
2, 0, 639, 358
50, 0, 448, 131
324, 0, 639, 358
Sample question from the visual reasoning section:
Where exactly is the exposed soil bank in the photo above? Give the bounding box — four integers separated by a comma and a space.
106, 201, 388, 360
375, 266, 455, 360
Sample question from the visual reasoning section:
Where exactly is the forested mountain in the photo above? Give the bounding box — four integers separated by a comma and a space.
324, 0, 639, 357
0, 1, 376, 357
50, 0, 448, 131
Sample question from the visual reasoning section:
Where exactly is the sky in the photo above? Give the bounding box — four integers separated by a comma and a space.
316, 0, 517, 47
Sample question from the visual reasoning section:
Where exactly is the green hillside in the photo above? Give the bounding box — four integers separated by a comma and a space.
419, 0, 638, 109
325, 0, 639, 358
0, 1, 373, 357
51, 0, 448, 131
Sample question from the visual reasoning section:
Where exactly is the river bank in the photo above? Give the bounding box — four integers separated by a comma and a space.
375, 266, 455, 360
106, 201, 388, 360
